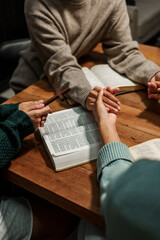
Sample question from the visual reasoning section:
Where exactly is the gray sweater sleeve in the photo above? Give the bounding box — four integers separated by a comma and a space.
25, 12, 92, 108
102, 0, 160, 84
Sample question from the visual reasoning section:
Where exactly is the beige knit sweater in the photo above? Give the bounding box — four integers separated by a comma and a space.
10, 0, 160, 107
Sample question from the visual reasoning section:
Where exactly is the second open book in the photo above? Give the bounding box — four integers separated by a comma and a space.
82, 64, 145, 93
39, 107, 160, 171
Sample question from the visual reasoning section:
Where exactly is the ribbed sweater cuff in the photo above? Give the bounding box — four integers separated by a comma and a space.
76, 88, 91, 109
61, 69, 92, 109
148, 67, 160, 82
0, 103, 20, 119
97, 142, 133, 181
6, 110, 35, 139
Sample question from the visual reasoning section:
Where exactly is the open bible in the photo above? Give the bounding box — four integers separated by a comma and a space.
39, 106, 102, 171
39, 106, 160, 171
130, 138, 160, 162
82, 64, 145, 94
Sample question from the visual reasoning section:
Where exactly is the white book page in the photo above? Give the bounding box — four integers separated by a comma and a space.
130, 138, 160, 161
53, 142, 101, 171
91, 64, 137, 88
39, 106, 95, 136
44, 123, 101, 156
82, 67, 105, 89
39, 106, 101, 156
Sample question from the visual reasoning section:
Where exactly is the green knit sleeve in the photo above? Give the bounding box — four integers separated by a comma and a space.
0, 103, 20, 120
0, 109, 35, 169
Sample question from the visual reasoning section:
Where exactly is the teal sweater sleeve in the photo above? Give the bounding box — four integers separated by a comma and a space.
0, 103, 20, 120
97, 142, 133, 235
0, 109, 35, 168
98, 143, 160, 240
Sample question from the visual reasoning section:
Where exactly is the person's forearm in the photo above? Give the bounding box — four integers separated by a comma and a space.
102, 0, 160, 85
25, 12, 92, 108
97, 142, 134, 228
99, 120, 120, 145
0, 110, 34, 168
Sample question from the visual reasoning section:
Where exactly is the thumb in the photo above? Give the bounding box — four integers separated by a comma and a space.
37, 106, 52, 116
97, 88, 103, 103
154, 81, 160, 88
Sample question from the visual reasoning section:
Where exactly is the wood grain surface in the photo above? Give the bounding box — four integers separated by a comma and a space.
2, 43, 160, 228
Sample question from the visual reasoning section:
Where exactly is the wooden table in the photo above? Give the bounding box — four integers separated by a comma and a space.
2, 44, 160, 229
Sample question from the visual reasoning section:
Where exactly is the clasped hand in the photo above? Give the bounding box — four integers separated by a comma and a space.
19, 100, 52, 130
86, 86, 121, 113
92, 88, 120, 145
86, 71, 160, 114
148, 72, 160, 99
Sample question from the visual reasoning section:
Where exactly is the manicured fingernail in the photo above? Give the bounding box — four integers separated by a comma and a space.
39, 103, 44, 107
38, 100, 43, 103
118, 106, 121, 110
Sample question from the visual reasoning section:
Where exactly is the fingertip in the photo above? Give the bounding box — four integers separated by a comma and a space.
113, 87, 120, 92
149, 94, 160, 99
36, 100, 44, 108
40, 121, 45, 127
38, 100, 44, 103
40, 104, 45, 108
148, 94, 155, 99
98, 88, 103, 97
109, 108, 118, 114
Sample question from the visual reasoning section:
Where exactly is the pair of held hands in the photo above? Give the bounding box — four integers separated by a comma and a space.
88, 72, 160, 145
19, 72, 160, 131
86, 72, 160, 113
18, 89, 116, 135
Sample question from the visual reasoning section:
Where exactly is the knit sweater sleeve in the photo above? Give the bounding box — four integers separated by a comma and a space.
97, 142, 133, 230
102, 0, 160, 84
0, 103, 20, 121
0, 110, 35, 169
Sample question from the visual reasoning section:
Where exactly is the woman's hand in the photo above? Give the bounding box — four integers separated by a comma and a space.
93, 88, 120, 145
19, 100, 52, 130
86, 86, 120, 113
93, 88, 117, 125
148, 72, 160, 99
